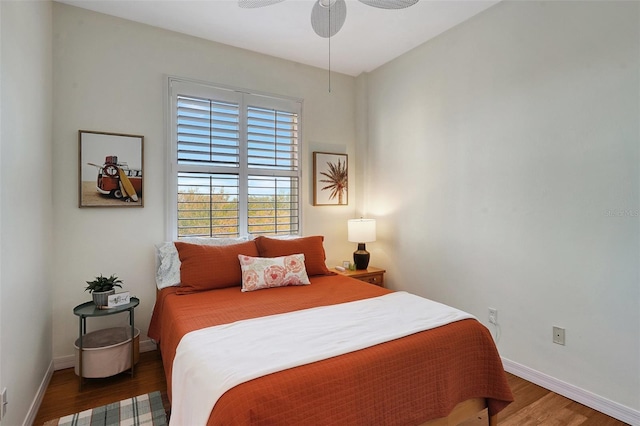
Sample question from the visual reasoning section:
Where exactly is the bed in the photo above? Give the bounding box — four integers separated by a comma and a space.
148, 236, 513, 425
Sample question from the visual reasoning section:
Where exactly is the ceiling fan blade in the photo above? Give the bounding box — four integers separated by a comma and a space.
311, 0, 347, 38
238, 0, 285, 9
358, 0, 418, 9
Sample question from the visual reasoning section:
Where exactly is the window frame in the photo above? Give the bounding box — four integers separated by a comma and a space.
166, 77, 303, 240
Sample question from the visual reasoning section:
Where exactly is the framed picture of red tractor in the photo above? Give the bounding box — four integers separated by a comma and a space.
79, 130, 144, 208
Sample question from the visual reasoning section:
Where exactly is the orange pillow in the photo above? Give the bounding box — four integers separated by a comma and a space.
254, 236, 331, 276
174, 240, 259, 294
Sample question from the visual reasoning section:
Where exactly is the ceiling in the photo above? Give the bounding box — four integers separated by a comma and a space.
56, 0, 500, 76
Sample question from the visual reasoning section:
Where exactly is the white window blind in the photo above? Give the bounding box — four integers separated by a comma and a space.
177, 96, 240, 167
169, 79, 302, 239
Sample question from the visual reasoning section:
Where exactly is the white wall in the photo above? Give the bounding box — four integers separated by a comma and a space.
0, 1, 53, 425
51, 3, 357, 360
360, 0, 639, 417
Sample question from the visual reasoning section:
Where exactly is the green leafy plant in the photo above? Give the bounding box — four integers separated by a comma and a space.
84, 274, 123, 293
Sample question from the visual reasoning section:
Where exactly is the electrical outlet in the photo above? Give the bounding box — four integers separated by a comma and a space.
488, 308, 498, 325
553, 326, 565, 345
1, 387, 7, 419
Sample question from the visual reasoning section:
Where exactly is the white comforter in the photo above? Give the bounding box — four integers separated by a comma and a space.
170, 291, 475, 426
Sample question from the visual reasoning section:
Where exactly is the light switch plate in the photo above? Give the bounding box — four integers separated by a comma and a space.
553, 326, 565, 345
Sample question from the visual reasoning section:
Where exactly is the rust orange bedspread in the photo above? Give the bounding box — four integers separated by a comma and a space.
148, 275, 513, 425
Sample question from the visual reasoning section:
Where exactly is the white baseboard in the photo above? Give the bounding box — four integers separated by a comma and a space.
53, 338, 157, 371
23, 360, 54, 426
502, 357, 639, 426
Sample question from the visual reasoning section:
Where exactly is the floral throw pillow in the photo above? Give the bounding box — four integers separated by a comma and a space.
238, 254, 311, 292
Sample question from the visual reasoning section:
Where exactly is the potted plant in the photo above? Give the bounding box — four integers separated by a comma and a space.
85, 274, 123, 309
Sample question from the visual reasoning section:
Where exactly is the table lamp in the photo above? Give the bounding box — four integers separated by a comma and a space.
347, 218, 376, 270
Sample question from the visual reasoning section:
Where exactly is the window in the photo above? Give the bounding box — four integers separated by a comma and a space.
168, 78, 302, 239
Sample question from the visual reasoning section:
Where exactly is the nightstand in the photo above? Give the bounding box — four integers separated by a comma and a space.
73, 297, 139, 390
332, 266, 386, 287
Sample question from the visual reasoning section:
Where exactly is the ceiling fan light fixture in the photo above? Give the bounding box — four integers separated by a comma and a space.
238, 0, 419, 37
318, 0, 337, 8
311, 0, 346, 38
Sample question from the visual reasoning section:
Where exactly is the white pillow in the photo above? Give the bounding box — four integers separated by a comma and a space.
155, 236, 250, 289
238, 254, 310, 292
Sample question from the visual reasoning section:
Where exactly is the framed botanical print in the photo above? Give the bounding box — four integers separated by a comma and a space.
79, 130, 144, 208
313, 152, 348, 206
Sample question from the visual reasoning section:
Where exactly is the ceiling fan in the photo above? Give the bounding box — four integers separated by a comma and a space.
238, 0, 419, 38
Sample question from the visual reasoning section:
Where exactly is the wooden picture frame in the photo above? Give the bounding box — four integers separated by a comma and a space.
79, 130, 144, 208
313, 152, 348, 206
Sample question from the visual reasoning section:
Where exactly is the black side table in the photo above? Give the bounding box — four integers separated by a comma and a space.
73, 297, 139, 390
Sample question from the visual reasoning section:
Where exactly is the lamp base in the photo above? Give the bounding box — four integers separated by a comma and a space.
353, 243, 370, 270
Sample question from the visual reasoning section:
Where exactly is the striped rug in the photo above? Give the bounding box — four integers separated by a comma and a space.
43, 391, 167, 426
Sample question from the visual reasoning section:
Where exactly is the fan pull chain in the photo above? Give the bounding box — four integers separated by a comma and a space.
328, 33, 331, 93
328, 2, 331, 93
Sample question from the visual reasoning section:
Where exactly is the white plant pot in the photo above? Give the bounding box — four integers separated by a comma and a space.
92, 289, 115, 308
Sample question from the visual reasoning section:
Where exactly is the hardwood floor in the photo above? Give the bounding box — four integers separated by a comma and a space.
460, 373, 629, 426
34, 350, 628, 425
33, 350, 167, 425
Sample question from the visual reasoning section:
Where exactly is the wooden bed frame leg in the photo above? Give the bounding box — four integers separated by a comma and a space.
488, 413, 497, 426
419, 398, 499, 426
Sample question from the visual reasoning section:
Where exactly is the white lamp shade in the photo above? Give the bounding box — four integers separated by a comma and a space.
348, 219, 376, 243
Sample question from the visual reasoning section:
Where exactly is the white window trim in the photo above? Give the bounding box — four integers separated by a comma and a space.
165, 76, 304, 241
